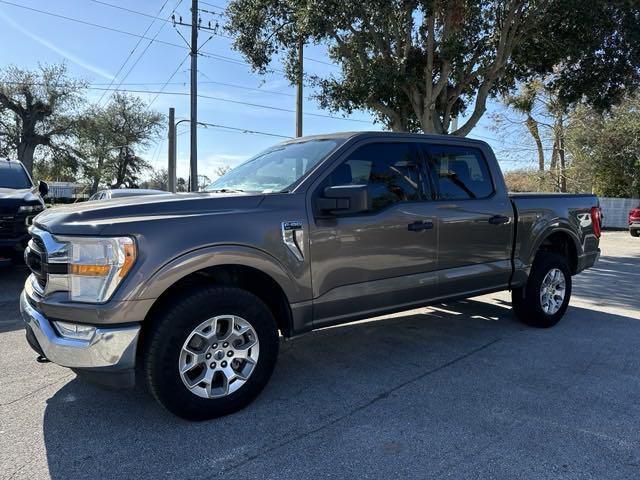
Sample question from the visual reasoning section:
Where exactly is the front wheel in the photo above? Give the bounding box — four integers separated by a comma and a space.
143, 286, 279, 420
512, 252, 572, 328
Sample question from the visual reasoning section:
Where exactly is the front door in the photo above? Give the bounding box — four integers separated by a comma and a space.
421, 143, 514, 298
308, 141, 439, 327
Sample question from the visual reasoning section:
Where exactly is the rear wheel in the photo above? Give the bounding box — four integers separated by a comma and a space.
512, 252, 572, 328
143, 286, 279, 420
630, 229, 639, 237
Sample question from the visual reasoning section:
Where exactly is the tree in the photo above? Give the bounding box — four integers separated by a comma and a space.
197, 174, 212, 191
503, 81, 546, 172
493, 79, 571, 190
0, 63, 86, 174
76, 93, 163, 192
226, 0, 640, 135
566, 97, 640, 198
141, 168, 170, 191
176, 177, 188, 192
214, 165, 232, 177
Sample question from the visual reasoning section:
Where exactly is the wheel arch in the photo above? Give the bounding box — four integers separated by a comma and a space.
136, 246, 303, 338
530, 228, 580, 274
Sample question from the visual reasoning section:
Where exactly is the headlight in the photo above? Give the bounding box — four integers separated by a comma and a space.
56, 236, 137, 303
19, 204, 44, 213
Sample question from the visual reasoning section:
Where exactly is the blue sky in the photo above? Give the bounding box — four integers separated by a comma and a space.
0, 0, 537, 180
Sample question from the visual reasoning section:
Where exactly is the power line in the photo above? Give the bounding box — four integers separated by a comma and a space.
0, 0, 186, 49
111, 0, 186, 100
148, 54, 191, 107
0, 0, 335, 74
80, 86, 371, 123
198, 1, 226, 11
103, 1, 186, 105
95, 0, 173, 104
87, 0, 337, 68
87, 0, 175, 24
197, 122, 293, 139
196, 71, 294, 97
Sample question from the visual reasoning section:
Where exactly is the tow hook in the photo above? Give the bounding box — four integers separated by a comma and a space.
36, 355, 50, 364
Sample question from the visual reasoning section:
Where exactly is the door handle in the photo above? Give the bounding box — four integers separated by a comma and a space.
488, 215, 510, 225
408, 220, 434, 232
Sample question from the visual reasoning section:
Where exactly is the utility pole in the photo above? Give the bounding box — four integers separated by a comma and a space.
168, 107, 176, 193
189, 0, 199, 192
295, 38, 303, 138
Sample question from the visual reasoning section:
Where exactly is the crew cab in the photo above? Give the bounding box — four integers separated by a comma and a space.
20, 132, 601, 420
0, 159, 47, 261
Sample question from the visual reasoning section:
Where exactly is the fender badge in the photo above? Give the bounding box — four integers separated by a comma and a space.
281, 221, 304, 261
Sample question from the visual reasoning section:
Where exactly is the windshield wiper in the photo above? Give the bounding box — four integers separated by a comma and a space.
208, 188, 245, 193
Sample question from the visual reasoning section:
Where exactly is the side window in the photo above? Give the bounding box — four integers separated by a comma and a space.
425, 145, 494, 200
323, 142, 422, 212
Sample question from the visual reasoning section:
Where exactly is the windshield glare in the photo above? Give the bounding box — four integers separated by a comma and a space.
205, 139, 340, 193
0, 164, 32, 189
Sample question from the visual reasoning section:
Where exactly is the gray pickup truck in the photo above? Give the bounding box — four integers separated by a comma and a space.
20, 132, 601, 420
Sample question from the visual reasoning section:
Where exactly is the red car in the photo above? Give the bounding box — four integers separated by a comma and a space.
630, 207, 640, 237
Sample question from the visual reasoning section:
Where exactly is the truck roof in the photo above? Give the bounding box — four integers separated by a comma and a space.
283, 131, 491, 148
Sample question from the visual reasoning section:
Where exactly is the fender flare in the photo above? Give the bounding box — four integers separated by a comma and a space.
526, 223, 582, 268
131, 244, 305, 304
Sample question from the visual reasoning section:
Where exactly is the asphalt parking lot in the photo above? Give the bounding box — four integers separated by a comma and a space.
1, 231, 639, 480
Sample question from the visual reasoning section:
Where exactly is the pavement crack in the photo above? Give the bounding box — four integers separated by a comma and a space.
0, 375, 72, 407
215, 337, 502, 477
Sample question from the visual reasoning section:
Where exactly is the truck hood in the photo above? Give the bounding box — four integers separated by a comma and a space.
34, 192, 265, 235
0, 187, 39, 202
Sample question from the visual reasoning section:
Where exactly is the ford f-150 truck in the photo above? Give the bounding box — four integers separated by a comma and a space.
20, 132, 601, 420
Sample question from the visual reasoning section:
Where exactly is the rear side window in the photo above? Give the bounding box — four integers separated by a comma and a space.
423, 145, 494, 200
323, 142, 422, 212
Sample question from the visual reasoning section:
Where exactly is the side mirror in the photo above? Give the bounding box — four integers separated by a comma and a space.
316, 184, 369, 216
38, 180, 49, 197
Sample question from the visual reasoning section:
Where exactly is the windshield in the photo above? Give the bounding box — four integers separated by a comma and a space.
0, 163, 32, 189
205, 139, 340, 193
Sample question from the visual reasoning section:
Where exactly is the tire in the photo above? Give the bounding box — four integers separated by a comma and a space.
630, 229, 639, 237
512, 252, 572, 328
143, 286, 279, 420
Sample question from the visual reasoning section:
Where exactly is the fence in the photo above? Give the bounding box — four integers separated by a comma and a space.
599, 197, 639, 229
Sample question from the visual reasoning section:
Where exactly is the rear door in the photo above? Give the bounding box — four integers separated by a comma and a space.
308, 140, 439, 327
421, 143, 514, 297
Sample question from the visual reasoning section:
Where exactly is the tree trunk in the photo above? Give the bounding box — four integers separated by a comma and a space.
17, 141, 36, 175
91, 176, 100, 195
524, 115, 545, 171
559, 141, 566, 192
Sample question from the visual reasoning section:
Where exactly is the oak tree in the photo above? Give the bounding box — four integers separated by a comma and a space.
226, 0, 640, 135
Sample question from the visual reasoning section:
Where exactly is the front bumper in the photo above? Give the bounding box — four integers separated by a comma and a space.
20, 290, 141, 384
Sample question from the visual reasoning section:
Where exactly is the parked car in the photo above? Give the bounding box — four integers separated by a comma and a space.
0, 159, 48, 262
20, 132, 601, 420
630, 207, 640, 237
88, 188, 168, 201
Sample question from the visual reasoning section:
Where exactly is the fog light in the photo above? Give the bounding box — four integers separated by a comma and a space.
53, 321, 96, 341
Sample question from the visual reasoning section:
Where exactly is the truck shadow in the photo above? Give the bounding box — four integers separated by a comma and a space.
572, 254, 640, 313
40, 298, 640, 479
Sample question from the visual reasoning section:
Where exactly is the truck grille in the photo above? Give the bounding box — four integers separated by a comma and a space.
25, 229, 68, 295
0, 216, 16, 237
25, 235, 48, 290
0, 204, 18, 215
